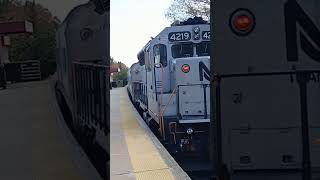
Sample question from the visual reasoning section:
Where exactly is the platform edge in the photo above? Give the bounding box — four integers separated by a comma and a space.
124, 87, 191, 180
49, 79, 104, 180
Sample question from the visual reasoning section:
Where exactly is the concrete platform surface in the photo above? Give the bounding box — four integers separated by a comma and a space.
0, 80, 101, 180
110, 87, 190, 180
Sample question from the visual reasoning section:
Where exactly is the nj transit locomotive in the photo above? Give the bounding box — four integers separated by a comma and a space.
55, 1, 109, 176
128, 17, 211, 156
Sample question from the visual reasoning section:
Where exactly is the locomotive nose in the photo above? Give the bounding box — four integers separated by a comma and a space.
172, 57, 210, 122
173, 57, 210, 86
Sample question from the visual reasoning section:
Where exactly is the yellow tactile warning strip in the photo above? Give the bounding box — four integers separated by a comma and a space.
120, 88, 176, 180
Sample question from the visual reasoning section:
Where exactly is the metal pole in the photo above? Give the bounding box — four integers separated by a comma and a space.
297, 71, 311, 180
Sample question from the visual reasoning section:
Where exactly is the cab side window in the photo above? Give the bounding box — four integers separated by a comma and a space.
137, 51, 145, 66
153, 44, 167, 67
154, 45, 160, 64
145, 47, 151, 71
159, 44, 167, 67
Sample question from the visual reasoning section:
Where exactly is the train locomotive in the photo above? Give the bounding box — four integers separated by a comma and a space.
128, 17, 211, 156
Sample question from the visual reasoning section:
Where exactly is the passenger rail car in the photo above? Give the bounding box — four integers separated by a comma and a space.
55, 1, 109, 177
128, 17, 211, 156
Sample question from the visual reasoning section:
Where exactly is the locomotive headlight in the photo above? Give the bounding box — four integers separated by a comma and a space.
193, 26, 200, 33
193, 26, 200, 40
194, 33, 200, 40
186, 128, 194, 135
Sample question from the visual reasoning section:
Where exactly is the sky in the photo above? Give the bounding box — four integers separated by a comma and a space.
35, 0, 87, 20
111, 0, 172, 67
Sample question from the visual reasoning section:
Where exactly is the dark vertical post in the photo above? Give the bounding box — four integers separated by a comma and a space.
73, 63, 78, 129
95, 67, 99, 126
209, 0, 222, 179
85, 66, 89, 123
80, 65, 84, 120
90, 67, 93, 124
297, 71, 311, 180
203, 84, 208, 119
106, 56, 109, 133
213, 75, 224, 180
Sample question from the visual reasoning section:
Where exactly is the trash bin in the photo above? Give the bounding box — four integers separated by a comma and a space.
111, 81, 117, 88
4, 63, 21, 82
0, 64, 7, 89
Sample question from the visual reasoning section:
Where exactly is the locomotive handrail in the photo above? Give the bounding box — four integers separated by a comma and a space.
155, 62, 166, 140
160, 86, 178, 116
155, 63, 168, 139
159, 86, 178, 141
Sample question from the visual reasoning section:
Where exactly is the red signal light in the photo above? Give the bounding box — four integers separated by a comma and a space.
230, 9, 255, 36
181, 64, 190, 73
233, 15, 252, 31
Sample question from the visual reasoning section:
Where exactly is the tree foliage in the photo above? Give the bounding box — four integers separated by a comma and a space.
0, 0, 60, 61
110, 56, 128, 81
165, 0, 210, 22
110, 56, 127, 70
113, 69, 128, 82
0, 0, 60, 78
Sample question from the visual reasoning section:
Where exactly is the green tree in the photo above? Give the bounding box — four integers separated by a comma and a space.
110, 56, 128, 81
110, 56, 128, 70
165, 0, 210, 22
113, 69, 128, 82
0, 0, 60, 78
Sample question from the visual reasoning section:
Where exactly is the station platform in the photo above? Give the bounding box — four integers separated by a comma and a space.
0, 80, 101, 180
110, 87, 191, 180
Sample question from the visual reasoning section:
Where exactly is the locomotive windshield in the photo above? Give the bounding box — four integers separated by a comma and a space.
171, 41, 210, 58
196, 41, 210, 56
171, 43, 193, 58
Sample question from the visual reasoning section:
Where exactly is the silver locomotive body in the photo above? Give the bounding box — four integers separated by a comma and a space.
128, 18, 211, 156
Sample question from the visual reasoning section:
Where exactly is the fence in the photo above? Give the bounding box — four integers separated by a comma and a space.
4, 60, 41, 82
20, 60, 41, 81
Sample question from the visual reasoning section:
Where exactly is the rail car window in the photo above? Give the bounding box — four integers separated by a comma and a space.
154, 44, 167, 67
196, 42, 210, 56
171, 43, 193, 58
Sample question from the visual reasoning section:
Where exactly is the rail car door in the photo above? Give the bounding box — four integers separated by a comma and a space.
212, 0, 320, 179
